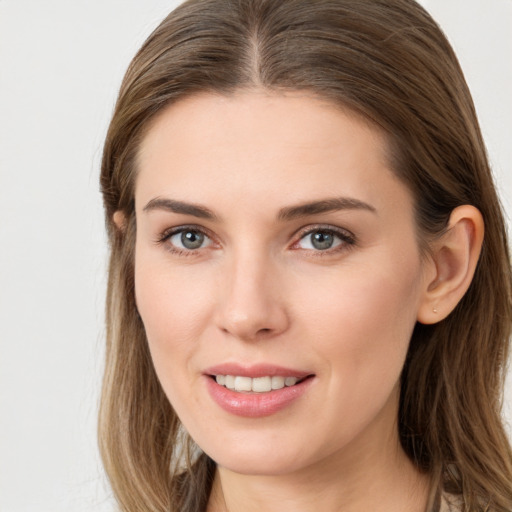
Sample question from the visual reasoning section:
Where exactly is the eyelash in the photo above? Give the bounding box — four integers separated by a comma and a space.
156, 224, 216, 257
292, 225, 356, 256
156, 224, 356, 257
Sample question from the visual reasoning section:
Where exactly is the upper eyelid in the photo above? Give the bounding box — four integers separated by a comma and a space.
158, 224, 215, 242
293, 224, 355, 241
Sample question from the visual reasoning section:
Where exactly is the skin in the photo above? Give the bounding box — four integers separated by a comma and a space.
128, 90, 483, 512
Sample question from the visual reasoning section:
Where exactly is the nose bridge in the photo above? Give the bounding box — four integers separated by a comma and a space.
216, 243, 288, 340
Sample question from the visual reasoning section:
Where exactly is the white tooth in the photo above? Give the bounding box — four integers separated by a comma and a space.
252, 376, 272, 392
271, 376, 285, 390
284, 377, 298, 387
234, 376, 252, 392
225, 375, 236, 390
216, 375, 226, 386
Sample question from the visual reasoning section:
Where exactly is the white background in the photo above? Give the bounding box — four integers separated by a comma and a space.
0, 1, 510, 511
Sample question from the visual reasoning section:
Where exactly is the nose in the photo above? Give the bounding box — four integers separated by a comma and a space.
214, 251, 290, 341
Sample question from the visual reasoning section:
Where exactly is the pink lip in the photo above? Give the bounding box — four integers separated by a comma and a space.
203, 363, 315, 418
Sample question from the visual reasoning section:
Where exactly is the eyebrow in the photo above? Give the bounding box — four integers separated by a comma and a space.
142, 197, 217, 220
277, 197, 376, 221
142, 196, 376, 221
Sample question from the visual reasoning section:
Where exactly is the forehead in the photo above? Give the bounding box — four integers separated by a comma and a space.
135, 90, 410, 215
137, 90, 385, 163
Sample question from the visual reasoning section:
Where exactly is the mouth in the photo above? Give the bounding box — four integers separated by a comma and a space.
211, 374, 311, 393
203, 364, 315, 417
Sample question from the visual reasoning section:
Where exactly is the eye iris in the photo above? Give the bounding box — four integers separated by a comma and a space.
311, 231, 334, 250
181, 230, 204, 249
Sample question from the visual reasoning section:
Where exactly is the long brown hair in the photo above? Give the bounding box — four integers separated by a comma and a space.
99, 1, 512, 510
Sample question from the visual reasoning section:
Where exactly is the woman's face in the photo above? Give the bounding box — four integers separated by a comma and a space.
133, 91, 432, 476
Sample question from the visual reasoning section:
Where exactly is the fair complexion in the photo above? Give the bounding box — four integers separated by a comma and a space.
124, 91, 483, 512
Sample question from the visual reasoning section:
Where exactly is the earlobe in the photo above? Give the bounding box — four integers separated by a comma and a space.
113, 210, 127, 232
417, 205, 484, 325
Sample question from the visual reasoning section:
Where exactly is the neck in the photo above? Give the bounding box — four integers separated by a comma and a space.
207, 394, 429, 512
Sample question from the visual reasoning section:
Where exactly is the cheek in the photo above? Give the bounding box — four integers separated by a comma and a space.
283, 261, 423, 453
134, 260, 216, 423
134, 249, 216, 371
295, 257, 423, 384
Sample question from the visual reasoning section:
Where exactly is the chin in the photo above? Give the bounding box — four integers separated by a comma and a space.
196, 431, 325, 477
210, 451, 307, 477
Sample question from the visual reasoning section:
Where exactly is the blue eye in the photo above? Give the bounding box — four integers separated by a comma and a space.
296, 228, 352, 251
168, 229, 212, 250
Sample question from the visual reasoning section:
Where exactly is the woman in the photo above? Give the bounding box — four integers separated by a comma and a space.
98, 0, 512, 511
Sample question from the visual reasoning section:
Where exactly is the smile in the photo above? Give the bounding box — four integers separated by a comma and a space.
214, 375, 302, 393
204, 366, 315, 417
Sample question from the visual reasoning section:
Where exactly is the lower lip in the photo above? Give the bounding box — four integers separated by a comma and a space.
205, 376, 314, 418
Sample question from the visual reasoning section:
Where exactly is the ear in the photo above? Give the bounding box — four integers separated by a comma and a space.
113, 210, 127, 232
417, 205, 484, 324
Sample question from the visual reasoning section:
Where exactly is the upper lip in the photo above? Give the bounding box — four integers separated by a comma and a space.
203, 363, 313, 379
